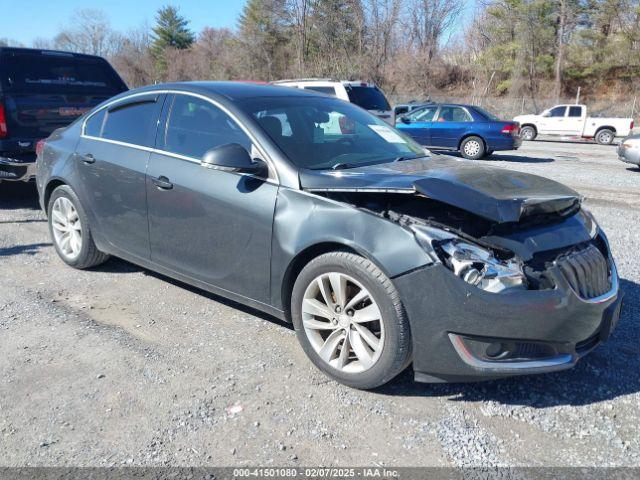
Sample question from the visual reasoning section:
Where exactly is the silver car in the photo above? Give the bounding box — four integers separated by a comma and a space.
618, 134, 640, 166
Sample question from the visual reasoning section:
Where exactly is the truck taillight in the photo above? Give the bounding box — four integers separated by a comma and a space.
501, 124, 519, 135
631, 120, 635, 131
0, 102, 7, 138
36, 139, 46, 157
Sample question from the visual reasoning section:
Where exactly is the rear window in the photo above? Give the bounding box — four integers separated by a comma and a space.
101, 98, 160, 147
0, 51, 126, 94
346, 86, 391, 111
303, 86, 337, 96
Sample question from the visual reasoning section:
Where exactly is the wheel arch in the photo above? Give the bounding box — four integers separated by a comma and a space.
43, 178, 68, 213
280, 242, 367, 322
520, 123, 537, 133
595, 125, 616, 135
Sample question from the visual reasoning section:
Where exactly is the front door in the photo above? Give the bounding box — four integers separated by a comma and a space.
395, 105, 438, 146
146, 94, 278, 303
74, 93, 165, 261
540, 105, 568, 135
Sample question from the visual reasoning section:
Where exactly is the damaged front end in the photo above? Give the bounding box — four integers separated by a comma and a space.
314, 187, 604, 298
311, 188, 621, 381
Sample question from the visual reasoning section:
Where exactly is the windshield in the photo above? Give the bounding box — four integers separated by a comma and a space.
240, 96, 427, 170
345, 86, 391, 111
0, 51, 127, 94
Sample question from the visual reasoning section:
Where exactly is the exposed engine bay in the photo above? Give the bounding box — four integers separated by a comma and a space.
319, 191, 611, 298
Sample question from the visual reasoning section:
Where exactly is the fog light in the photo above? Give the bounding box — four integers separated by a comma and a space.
485, 342, 504, 358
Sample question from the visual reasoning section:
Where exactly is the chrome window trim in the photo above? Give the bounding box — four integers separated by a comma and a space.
80, 89, 279, 182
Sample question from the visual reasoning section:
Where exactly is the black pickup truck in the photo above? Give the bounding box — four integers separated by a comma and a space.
0, 47, 127, 183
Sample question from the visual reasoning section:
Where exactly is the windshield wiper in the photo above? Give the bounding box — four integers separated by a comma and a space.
331, 163, 353, 170
394, 155, 421, 162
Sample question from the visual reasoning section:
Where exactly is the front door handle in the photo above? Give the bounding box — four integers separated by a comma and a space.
152, 176, 173, 190
81, 153, 95, 164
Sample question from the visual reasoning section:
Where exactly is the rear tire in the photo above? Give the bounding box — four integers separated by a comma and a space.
521, 125, 537, 141
48, 185, 109, 269
595, 128, 615, 145
460, 136, 486, 159
291, 252, 412, 390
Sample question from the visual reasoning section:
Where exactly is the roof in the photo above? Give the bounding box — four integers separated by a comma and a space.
0, 46, 106, 60
131, 81, 324, 101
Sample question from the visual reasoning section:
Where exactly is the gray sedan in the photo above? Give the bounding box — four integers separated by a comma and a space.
35, 82, 622, 389
618, 134, 640, 166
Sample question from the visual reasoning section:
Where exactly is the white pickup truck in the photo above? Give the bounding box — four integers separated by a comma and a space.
513, 104, 634, 145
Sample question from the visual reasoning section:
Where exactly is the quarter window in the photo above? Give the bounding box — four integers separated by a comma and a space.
84, 108, 106, 137
102, 98, 159, 147
163, 95, 252, 158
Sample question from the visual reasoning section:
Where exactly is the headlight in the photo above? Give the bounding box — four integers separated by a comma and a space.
439, 240, 526, 293
580, 207, 599, 238
411, 225, 527, 293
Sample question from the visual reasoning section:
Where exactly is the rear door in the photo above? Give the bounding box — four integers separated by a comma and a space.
0, 49, 127, 152
74, 93, 164, 261
395, 105, 438, 146
559, 105, 585, 135
429, 106, 474, 149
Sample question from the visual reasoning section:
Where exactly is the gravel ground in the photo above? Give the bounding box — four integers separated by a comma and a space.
0, 139, 638, 468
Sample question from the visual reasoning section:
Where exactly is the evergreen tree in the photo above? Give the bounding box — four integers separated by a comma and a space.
238, 0, 290, 80
151, 5, 195, 71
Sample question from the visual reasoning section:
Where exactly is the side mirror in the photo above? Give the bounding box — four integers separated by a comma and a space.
399, 116, 411, 124
201, 143, 264, 175
542, 111, 550, 117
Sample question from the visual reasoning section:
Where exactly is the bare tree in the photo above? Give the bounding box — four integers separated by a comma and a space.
54, 9, 118, 56
405, 0, 464, 65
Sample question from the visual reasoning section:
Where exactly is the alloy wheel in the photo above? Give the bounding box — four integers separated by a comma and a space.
51, 197, 83, 260
301, 272, 385, 373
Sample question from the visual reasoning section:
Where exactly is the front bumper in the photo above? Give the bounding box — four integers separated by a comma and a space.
394, 257, 621, 383
0, 154, 37, 182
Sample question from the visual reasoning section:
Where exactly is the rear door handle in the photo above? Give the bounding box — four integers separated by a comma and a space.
152, 176, 173, 190
81, 153, 95, 164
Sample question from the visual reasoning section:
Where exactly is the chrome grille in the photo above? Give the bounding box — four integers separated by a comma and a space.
555, 245, 611, 299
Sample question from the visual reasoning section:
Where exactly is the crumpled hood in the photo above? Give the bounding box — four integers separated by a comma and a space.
299, 156, 581, 223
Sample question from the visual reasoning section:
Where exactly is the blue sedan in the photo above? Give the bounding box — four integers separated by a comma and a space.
395, 104, 522, 159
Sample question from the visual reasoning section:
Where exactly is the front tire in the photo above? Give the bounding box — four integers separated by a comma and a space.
460, 136, 486, 159
48, 185, 109, 269
291, 252, 411, 390
595, 128, 615, 145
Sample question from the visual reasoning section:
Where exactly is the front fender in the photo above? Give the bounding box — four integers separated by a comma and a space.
269, 188, 434, 309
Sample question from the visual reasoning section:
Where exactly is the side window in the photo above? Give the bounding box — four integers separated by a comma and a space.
408, 106, 437, 122
84, 108, 106, 137
303, 86, 337, 97
568, 106, 583, 117
437, 106, 472, 122
102, 99, 159, 147
549, 106, 567, 117
163, 95, 252, 158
